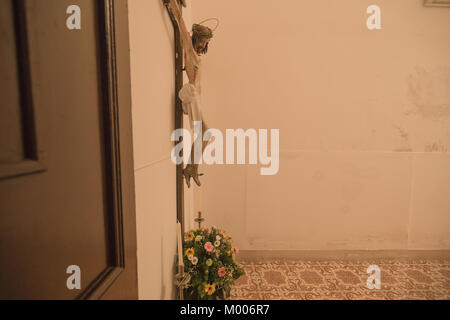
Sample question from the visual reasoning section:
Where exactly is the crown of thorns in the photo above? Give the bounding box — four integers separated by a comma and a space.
192, 18, 219, 38
192, 24, 213, 40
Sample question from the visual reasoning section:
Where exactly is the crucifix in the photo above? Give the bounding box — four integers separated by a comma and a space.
164, 0, 216, 189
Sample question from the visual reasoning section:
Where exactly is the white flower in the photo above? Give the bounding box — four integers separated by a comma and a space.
214, 240, 221, 247
215, 251, 220, 258
191, 257, 198, 265
188, 255, 194, 261
216, 235, 221, 241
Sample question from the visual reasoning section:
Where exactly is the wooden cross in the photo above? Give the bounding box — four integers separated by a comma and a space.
163, 0, 193, 236
195, 211, 205, 229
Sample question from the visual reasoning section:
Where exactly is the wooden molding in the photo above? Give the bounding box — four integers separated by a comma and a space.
0, 160, 45, 180
76, 0, 126, 300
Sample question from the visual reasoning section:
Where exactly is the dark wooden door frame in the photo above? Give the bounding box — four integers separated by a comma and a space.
78, 0, 138, 300
75, 0, 125, 299
98, 0, 138, 299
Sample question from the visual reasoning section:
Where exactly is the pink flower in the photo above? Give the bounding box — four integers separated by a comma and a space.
234, 246, 239, 254
204, 242, 214, 252
218, 267, 226, 277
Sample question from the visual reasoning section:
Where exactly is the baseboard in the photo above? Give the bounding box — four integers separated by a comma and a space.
237, 250, 450, 261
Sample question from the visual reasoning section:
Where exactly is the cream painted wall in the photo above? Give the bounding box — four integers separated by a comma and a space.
192, 0, 450, 250
129, 0, 182, 299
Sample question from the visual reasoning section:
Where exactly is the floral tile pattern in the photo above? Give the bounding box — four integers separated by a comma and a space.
230, 259, 450, 300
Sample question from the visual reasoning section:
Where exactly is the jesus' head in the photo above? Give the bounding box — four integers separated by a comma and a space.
192, 24, 213, 55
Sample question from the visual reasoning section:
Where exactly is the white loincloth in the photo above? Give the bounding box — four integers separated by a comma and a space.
178, 83, 203, 129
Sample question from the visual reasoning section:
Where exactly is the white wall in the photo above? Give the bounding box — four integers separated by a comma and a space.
126, 0, 449, 300
192, 0, 450, 251
128, 0, 179, 299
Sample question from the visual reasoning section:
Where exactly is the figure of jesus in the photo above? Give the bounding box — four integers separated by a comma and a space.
166, 0, 215, 188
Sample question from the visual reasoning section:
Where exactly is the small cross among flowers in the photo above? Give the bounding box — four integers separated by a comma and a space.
195, 211, 205, 228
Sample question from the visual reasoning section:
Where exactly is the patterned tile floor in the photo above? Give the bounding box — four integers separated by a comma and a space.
230, 259, 450, 300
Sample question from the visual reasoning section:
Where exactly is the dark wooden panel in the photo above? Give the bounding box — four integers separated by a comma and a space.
0, 0, 24, 164
0, 0, 43, 179
0, 0, 137, 300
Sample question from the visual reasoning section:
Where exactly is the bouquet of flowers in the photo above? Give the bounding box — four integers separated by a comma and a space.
182, 226, 245, 300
